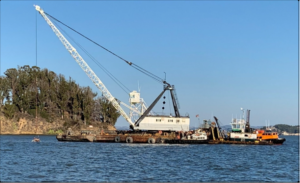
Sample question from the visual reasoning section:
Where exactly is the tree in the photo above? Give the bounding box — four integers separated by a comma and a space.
15, 65, 32, 113
4, 68, 18, 104
98, 97, 120, 126
3, 101, 16, 119
56, 74, 70, 119
81, 86, 97, 124
68, 79, 80, 121
1, 65, 122, 127
0, 76, 9, 109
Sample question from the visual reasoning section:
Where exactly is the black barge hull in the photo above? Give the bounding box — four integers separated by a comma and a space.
165, 139, 209, 144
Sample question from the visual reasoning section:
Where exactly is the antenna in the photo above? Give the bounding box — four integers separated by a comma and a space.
241, 108, 245, 119
265, 120, 267, 129
138, 80, 140, 93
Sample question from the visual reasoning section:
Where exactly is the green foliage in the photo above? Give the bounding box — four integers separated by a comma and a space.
27, 108, 37, 117
47, 129, 64, 135
3, 103, 16, 119
97, 97, 120, 126
0, 76, 9, 108
274, 124, 299, 133
1, 65, 120, 127
40, 110, 52, 122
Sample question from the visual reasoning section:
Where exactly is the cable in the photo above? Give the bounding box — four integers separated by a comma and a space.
51, 19, 131, 95
36, 11, 37, 66
130, 65, 163, 84
168, 90, 172, 115
45, 12, 165, 84
131, 63, 163, 82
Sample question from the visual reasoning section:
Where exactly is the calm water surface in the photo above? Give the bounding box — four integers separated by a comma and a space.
0, 135, 299, 182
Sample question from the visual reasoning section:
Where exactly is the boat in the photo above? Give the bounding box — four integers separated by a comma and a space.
256, 130, 285, 144
164, 128, 209, 144
32, 137, 40, 142
228, 109, 257, 142
190, 128, 208, 140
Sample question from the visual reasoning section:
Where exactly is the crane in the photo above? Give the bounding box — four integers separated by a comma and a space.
34, 5, 190, 131
214, 116, 225, 139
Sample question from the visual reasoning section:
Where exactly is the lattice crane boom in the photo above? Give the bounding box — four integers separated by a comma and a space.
34, 5, 135, 127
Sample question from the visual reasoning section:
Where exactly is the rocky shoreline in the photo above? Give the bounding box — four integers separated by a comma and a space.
0, 114, 116, 135
0, 114, 64, 135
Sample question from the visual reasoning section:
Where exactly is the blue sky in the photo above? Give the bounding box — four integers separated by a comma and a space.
1, 1, 298, 127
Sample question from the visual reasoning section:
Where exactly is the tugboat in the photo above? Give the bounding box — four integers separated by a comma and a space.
228, 108, 257, 142
256, 129, 285, 144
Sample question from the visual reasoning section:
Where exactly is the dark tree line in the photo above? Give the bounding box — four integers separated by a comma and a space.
0, 65, 120, 125
273, 124, 299, 133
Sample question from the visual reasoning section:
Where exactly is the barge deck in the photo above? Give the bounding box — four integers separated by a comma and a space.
57, 134, 285, 145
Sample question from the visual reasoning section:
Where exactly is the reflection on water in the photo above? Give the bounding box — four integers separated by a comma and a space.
0, 135, 299, 182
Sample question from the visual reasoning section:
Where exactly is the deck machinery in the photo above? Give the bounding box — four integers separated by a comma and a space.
34, 5, 190, 133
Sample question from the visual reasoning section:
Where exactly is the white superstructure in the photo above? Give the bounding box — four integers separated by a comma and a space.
229, 108, 257, 141
191, 128, 207, 140
137, 116, 189, 131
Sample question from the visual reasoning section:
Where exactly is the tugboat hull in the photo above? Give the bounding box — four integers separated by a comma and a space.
272, 138, 286, 144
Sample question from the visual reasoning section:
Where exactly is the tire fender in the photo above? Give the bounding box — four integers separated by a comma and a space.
126, 137, 133, 143
148, 137, 156, 144
115, 136, 121, 143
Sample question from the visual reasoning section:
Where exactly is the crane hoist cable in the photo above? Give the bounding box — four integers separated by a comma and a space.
45, 12, 165, 84
51, 19, 131, 95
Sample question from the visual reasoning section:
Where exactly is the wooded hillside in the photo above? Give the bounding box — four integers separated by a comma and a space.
0, 65, 120, 127
273, 124, 299, 133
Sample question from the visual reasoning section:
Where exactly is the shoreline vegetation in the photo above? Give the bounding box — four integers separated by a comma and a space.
0, 65, 120, 135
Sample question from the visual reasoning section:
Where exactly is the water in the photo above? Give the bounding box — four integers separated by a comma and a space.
0, 135, 299, 182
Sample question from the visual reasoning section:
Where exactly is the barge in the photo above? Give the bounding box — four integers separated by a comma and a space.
56, 110, 285, 145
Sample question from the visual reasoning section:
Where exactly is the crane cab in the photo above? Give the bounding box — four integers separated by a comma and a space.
129, 91, 140, 104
